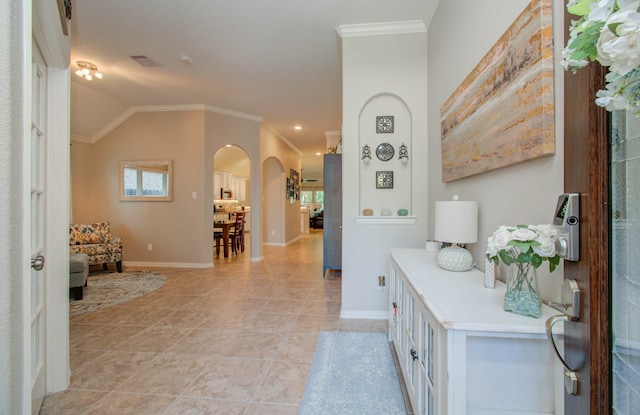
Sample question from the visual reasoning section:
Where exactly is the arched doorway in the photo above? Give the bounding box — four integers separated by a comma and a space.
213, 145, 251, 255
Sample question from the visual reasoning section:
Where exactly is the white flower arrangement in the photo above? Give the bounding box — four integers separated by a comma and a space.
562, 0, 640, 113
486, 224, 561, 273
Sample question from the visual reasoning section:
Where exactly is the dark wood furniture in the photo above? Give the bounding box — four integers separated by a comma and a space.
214, 212, 245, 258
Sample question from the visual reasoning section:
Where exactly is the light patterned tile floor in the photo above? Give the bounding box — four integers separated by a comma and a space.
40, 231, 406, 415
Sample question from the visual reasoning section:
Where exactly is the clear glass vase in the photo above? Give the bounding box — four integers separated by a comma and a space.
503, 262, 541, 318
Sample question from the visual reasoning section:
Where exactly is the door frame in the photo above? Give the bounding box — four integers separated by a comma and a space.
27, 0, 71, 402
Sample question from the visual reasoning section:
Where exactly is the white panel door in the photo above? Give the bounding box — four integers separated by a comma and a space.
29, 42, 48, 414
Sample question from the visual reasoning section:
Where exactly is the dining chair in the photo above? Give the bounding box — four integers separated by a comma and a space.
229, 211, 245, 255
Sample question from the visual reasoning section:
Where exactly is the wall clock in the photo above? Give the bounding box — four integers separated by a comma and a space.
376, 143, 394, 161
376, 116, 394, 134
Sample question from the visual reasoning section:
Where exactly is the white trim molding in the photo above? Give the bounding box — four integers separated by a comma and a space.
336, 20, 427, 38
262, 121, 303, 156
74, 104, 263, 144
123, 261, 213, 269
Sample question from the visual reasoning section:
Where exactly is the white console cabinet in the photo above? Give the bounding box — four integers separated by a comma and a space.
389, 249, 561, 415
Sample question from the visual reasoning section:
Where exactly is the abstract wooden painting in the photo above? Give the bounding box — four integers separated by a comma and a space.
440, 0, 554, 182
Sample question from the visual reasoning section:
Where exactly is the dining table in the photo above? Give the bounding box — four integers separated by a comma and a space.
214, 220, 234, 258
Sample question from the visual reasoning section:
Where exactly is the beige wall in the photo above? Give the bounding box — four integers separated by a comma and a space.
71, 110, 211, 266
70, 108, 304, 266
205, 111, 263, 260
260, 124, 303, 244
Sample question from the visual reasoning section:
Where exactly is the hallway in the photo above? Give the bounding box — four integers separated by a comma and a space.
40, 232, 387, 414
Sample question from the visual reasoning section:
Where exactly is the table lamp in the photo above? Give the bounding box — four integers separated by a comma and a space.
434, 196, 478, 271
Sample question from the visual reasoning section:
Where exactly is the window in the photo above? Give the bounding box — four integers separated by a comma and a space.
301, 191, 313, 206
120, 160, 173, 201
315, 191, 324, 204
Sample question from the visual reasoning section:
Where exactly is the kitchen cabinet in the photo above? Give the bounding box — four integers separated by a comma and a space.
213, 170, 248, 201
389, 249, 561, 415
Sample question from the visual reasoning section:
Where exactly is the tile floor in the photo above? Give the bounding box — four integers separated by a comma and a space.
40, 231, 406, 414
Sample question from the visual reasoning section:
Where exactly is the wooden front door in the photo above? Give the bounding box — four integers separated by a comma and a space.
562, 8, 610, 414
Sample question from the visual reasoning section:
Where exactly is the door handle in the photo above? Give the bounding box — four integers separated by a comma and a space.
31, 254, 45, 271
544, 278, 581, 395
545, 314, 580, 395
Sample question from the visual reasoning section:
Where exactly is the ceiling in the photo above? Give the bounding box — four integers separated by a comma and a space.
70, 0, 438, 182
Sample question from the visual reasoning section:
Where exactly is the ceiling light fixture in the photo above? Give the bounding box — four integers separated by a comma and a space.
75, 61, 102, 81
294, 125, 302, 130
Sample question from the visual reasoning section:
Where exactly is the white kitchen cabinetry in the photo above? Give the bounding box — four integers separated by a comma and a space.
389, 249, 561, 415
213, 170, 248, 201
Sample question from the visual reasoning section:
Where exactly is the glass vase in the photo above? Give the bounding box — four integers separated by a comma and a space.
503, 262, 541, 318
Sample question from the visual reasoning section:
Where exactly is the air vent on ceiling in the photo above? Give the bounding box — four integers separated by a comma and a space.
302, 178, 318, 183
129, 55, 161, 67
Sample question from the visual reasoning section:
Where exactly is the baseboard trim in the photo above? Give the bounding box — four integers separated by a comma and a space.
251, 256, 264, 262
123, 261, 213, 269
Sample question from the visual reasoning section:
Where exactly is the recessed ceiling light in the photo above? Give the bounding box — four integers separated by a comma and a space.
315, 152, 322, 156
225, 144, 233, 147
294, 125, 302, 130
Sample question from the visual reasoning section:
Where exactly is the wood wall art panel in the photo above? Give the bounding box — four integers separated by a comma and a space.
440, 0, 554, 182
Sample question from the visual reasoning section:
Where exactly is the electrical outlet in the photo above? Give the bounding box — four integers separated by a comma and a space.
378, 276, 386, 287
147, 243, 153, 251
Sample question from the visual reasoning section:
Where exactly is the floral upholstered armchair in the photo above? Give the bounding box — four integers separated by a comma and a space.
69, 222, 123, 272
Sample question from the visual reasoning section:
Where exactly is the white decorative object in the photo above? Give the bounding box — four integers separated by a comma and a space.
434, 195, 478, 271
426, 240, 439, 252
484, 257, 496, 289
381, 208, 392, 216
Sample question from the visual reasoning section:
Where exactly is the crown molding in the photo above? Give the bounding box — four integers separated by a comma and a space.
70, 134, 92, 144
262, 122, 303, 156
204, 105, 262, 122
336, 20, 427, 38
86, 104, 262, 143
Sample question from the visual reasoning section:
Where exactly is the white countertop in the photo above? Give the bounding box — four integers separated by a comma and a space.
390, 249, 558, 335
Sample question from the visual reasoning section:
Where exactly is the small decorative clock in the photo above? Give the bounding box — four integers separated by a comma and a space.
376, 116, 394, 134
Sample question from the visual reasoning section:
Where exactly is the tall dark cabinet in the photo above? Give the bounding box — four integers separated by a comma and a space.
323, 154, 342, 276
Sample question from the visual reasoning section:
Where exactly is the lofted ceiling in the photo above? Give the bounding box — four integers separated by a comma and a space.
70, 0, 438, 182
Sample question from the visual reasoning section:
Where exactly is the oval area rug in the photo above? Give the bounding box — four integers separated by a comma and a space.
70, 271, 166, 316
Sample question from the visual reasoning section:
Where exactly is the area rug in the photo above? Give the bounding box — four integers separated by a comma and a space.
299, 331, 407, 415
70, 271, 166, 316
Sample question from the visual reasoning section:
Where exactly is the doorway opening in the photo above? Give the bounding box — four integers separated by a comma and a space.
213, 145, 251, 258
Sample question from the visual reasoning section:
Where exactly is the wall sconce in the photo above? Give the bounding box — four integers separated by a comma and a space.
398, 143, 409, 162
361, 144, 372, 162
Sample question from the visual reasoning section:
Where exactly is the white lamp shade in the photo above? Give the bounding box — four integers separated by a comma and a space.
434, 200, 478, 244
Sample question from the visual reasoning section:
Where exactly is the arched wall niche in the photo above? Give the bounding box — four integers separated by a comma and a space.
358, 93, 413, 218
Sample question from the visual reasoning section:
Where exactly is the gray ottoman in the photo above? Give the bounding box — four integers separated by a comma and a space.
69, 253, 89, 300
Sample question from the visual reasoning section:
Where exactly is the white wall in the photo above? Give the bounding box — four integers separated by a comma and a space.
427, 0, 565, 301
341, 27, 429, 318
0, 2, 26, 412
340, 1, 567, 318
